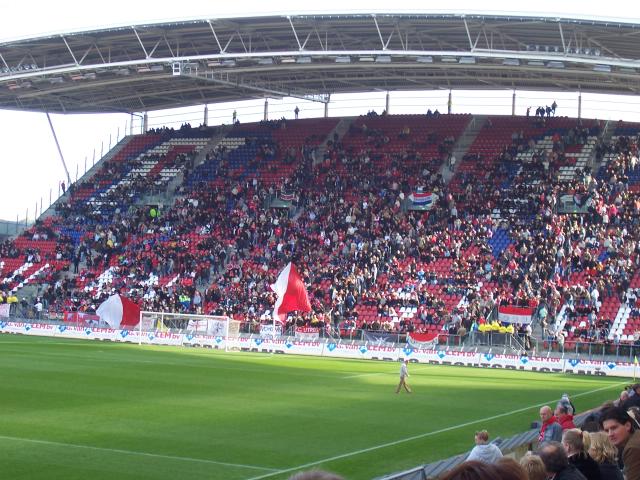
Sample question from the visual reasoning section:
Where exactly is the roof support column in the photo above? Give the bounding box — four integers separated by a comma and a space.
204, 105, 209, 126
512, 90, 516, 116
578, 91, 582, 120
448, 90, 452, 114
143, 112, 148, 133
386, 91, 390, 114
324, 101, 329, 118
45, 112, 71, 187
264, 98, 269, 121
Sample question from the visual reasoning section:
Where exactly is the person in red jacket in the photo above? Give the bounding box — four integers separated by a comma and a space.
556, 403, 577, 430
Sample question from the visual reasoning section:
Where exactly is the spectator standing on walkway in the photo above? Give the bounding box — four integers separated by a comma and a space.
294, 106, 300, 119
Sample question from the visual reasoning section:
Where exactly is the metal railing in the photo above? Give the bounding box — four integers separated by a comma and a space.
3, 310, 639, 362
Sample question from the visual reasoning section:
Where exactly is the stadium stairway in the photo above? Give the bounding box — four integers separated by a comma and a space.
136, 129, 229, 208
12, 283, 41, 303
39, 135, 131, 222
591, 119, 615, 174
440, 115, 487, 184
311, 116, 353, 167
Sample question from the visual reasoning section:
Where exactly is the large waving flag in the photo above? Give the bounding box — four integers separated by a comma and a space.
270, 262, 311, 323
96, 294, 141, 329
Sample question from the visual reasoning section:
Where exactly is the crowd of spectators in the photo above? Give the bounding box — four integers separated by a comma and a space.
0, 116, 639, 348
448, 386, 640, 480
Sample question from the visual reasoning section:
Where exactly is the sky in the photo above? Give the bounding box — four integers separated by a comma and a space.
1, 0, 640, 221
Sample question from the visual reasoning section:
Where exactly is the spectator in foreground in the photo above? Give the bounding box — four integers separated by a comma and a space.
539, 405, 563, 445
288, 470, 343, 480
441, 461, 496, 480
600, 406, 640, 479
519, 453, 547, 480
466, 430, 503, 464
441, 459, 527, 480
587, 431, 623, 480
538, 441, 587, 480
561, 429, 601, 480
494, 457, 528, 480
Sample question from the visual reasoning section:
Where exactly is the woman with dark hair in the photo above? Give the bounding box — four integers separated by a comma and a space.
561, 428, 601, 480
600, 406, 640, 479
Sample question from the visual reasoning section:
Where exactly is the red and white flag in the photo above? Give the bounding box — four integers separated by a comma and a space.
498, 305, 534, 324
270, 262, 311, 323
96, 294, 141, 329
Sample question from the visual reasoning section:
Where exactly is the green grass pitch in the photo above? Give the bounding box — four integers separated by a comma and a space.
0, 335, 628, 480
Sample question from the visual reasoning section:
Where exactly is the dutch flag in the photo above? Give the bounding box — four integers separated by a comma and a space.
410, 191, 434, 206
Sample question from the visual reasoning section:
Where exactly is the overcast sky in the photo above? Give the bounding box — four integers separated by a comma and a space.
1, 0, 639, 221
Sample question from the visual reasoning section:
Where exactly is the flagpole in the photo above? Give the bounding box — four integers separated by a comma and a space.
635, 355, 638, 382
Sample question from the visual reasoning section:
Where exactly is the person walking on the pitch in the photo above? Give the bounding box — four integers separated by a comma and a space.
396, 359, 412, 393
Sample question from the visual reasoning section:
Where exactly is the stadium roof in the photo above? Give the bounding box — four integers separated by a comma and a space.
2, 12, 640, 114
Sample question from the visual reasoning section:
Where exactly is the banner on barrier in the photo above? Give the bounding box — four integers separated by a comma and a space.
260, 325, 282, 337
295, 326, 319, 340
1, 323, 637, 377
63, 311, 101, 325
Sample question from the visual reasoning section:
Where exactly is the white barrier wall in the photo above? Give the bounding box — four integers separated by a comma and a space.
0, 321, 634, 378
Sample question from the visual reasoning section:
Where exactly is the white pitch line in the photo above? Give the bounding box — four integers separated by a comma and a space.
245, 379, 628, 480
0, 434, 278, 472
344, 364, 435, 379
343, 372, 386, 379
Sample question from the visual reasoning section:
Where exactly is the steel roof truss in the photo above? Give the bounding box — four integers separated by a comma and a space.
92, 43, 106, 64
162, 35, 175, 58
187, 69, 328, 103
396, 25, 407, 51
558, 23, 567, 53
482, 25, 490, 50
287, 16, 303, 51
237, 31, 250, 54
463, 17, 474, 50
60, 35, 79, 66
372, 15, 393, 50
207, 21, 225, 53
78, 44, 95, 65
148, 38, 163, 58
313, 27, 327, 51
0, 53, 10, 71
131, 27, 149, 59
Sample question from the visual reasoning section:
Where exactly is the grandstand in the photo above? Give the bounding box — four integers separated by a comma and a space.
2, 10, 640, 480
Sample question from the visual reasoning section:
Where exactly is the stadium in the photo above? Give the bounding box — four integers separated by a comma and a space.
3, 8, 640, 480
